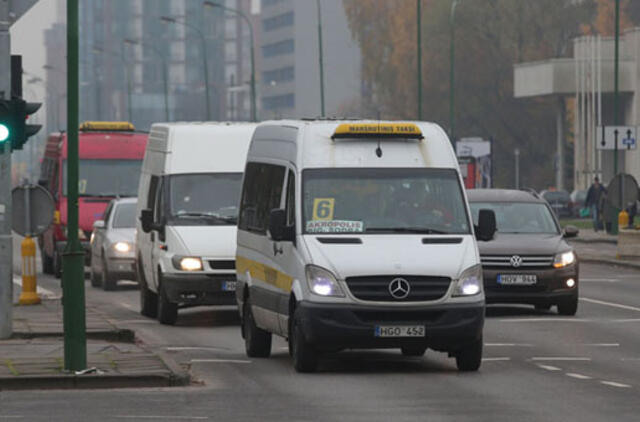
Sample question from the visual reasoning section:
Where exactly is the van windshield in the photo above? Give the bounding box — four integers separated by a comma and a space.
63, 159, 141, 197
169, 173, 243, 226
302, 168, 471, 235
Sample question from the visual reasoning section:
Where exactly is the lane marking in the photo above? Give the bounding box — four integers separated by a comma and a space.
190, 359, 251, 364
581, 297, 640, 313
485, 343, 532, 347
580, 278, 619, 283
566, 373, 592, 380
482, 357, 511, 361
600, 381, 632, 388
537, 364, 562, 371
499, 318, 592, 323
166, 347, 230, 352
532, 357, 591, 361
115, 417, 208, 420
119, 302, 134, 310
582, 343, 619, 347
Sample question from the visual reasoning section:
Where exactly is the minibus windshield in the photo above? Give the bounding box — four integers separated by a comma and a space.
63, 159, 141, 197
169, 173, 243, 226
469, 202, 559, 234
302, 168, 471, 235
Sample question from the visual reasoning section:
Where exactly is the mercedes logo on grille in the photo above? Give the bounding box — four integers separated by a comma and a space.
388, 278, 411, 299
510, 255, 522, 268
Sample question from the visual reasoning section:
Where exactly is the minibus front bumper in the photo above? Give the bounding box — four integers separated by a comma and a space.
162, 273, 237, 306
296, 301, 484, 353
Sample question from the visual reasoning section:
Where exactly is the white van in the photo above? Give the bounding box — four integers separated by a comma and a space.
136, 122, 256, 325
235, 120, 497, 372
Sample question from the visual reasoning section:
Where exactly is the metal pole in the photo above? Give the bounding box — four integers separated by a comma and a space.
63, 0, 87, 371
514, 148, 520, 189
556, 98, 565, 190
121, 44, 133, 123
614, 0, 620, 176
417, 0, 422, 120
450, 0, 459, 140
0, 0, 13, 339
200, 33, 212, 121
316, 0, 325, 117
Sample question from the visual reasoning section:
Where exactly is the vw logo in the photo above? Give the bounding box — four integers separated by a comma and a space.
388, 278, 411, 300
510, 255, 522, 268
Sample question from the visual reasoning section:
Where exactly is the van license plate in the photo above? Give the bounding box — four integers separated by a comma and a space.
374, 325, 425, 338
222, 281, 237, 291
497, 274, 537, 285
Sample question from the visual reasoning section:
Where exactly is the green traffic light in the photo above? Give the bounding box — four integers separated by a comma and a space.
0, 123, 9, 142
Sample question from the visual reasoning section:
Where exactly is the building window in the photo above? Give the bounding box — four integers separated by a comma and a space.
263, 12, 294, 32
262, 94, 295, 110
262, 66, 294, 84
262, 39, 294, 58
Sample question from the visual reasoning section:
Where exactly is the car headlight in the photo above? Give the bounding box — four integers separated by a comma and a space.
113, 242, 131, 253
306, 265, 344, 297
553, 251, 576, 268
453, 264, 483, 297
172, 256, 203, 271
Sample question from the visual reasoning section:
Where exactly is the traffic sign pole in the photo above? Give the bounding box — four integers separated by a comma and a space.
62, 0, 87, 372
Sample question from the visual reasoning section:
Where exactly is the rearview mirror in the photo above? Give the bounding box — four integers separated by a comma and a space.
563, 225, 579, 238
140, 209, 154, 233
93, 220, 105, 230
269, 208, 294, 242
476, 209, 496, 241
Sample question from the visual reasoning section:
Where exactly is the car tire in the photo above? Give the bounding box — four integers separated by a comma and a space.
101, 257, 117, 291
53, 248, 62, 279
401, 346, 427, 357
455, 337, 483, 372
290, 308, 318, 373
90, 261, 102, 288
557, 294, 578, 316
138, 259, 158, 318
243, 299, 272, 358
157, 272, 178, 325
42, 252, 54, 275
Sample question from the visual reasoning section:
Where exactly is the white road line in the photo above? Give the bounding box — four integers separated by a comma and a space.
580, 278, 619, 283
482, 357, 511, 361
581, 297, 640, 313
485, 343, 532, 347
115, 417, 208, 420
582, 343, 619, 347
166, 346, 230, 352
615, 319, 640, 323
119, 302, 134, 310
600, 381, 632, 388
537, 364, 562, 371
499, 318, 592, 323
190, 359, 251, 364
532, 357, 591, 361
566, 373, 592, 380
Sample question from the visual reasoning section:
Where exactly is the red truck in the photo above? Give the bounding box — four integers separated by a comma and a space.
38, 122, 147, 277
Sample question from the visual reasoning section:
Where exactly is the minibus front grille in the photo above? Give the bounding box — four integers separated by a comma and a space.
208, 260, 236, 270
345, 276, 451, 302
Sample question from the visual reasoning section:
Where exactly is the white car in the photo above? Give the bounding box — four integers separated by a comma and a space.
90, 198, 138, 291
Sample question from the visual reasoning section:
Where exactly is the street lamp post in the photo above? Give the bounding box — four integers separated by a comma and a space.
203, 1, 257, 122
93, 45, 133, 122
417, 0, 422, 120
450, 0, 460, 142
161, 16, 211, 121
316, 0, 325, 117
124, 38, 170, 122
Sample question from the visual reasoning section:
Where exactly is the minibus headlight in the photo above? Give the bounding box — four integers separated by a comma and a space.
306, 265, 344, 297
553, 251, 576, 268
112, 242, 131, 253
172, 256, 203, 271
453, 264, 483, 297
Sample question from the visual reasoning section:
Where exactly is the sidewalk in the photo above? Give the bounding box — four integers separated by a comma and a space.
568, 228, 640, 270
0, 298, 190, 391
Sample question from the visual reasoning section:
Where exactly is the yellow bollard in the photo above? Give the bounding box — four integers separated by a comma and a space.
618, 210, 630, 229
18, 236, 41, 305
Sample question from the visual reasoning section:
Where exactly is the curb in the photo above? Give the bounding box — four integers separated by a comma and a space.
11, 329, 136, 343
580, 256, 640, 270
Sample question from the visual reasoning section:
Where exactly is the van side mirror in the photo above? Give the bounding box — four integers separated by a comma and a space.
140, 209, 154, 233
269, 208, 294, 242
476, 209, 496, 241
563, 225, 579, 238
93, 220, 105, 230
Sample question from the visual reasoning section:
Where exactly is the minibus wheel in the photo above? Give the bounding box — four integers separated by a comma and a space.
290, 309, 318, 373
157, 271, 178, 325
243, 299, 272, 358
455, 337, 483, 372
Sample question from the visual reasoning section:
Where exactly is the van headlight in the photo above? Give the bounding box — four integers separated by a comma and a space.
172, 256, 203, 271
112, 242, 131, 253
306, 265, 345, 297
453, 264, 483, 297
553, 251, 576, 268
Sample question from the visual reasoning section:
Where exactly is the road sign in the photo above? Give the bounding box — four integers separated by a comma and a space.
597, 126, 636, 150
607, 174, 639, 209
11, 184, 54, 236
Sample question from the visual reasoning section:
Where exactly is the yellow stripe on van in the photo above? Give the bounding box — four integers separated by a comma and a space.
236, 256, 294, 292
332, 122, 423, 139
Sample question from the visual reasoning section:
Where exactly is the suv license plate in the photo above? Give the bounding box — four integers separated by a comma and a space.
222, 281, 237, 292
498, 274, 537, 285
374, 325, 425, 338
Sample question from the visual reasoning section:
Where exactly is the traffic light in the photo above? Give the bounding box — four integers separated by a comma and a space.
0, 98, 19, 151
0, 98, 43, 152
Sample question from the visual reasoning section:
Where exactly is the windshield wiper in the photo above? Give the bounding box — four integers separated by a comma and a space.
365, 227, 447, 234
174, 212, 237, 223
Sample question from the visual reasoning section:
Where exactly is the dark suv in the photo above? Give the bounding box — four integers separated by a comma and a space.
467, 189, 579, 315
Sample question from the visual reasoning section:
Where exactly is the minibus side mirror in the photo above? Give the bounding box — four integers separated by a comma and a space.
93, 220, 105, 230
140, 209, 154, 233
563, 225, 579, 238
476, 209, 496, 241
269, 208, 294, 242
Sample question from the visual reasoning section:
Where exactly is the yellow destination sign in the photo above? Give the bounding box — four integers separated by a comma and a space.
332, 123, 423, 139
79, 121, 136, 132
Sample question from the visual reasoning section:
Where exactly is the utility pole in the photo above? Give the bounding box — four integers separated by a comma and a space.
417, 0, 422, 120
316, 0, 325, 118
62, 0, 87, 371
514, 148, 520, 190
0, 0, 13, 340
614, 0, 620, 176
450, 0, 460, 142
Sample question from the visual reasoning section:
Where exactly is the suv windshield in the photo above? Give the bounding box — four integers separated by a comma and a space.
469, 202, 559, 234
302, 168, 471, 235
112, 203, 137, 229
169, 173, 243, 225
63, 159, 142, 197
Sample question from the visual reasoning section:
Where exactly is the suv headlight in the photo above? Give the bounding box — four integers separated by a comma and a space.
172, 256, 203, 271
112, 242, 132, 253
553, 251, 576, 268
306, 265, 345, 297
453, 264, 483, 297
